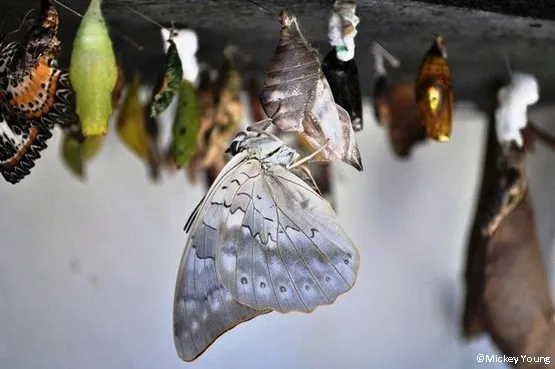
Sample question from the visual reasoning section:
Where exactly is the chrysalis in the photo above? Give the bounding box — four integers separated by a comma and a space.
60, 135, 103, 179
116, 74, 150, 160
149, 31, 183, 117
201, 47, 243, 170
187, 69, 216, 184
322, 0, 362, 131
462, 129, 555, 361
322, 53, 362, 132
259, 11, 362, 171
70, 0, 117, 137
415, 36, 453, 142
112, 60, 126, 109
371, 43, 426, 158
495, 72, 539, 148
168, 79, 201, 168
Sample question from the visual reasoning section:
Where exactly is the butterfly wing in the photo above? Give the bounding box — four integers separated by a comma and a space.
0, 108, 52, 184
215, 158, 359, 313
174, 153, 270, 362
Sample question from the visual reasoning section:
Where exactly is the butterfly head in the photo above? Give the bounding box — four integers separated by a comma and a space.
226, 131, 299, 166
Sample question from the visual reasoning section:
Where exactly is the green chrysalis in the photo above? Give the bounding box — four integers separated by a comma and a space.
169, 79, 201, 168
70, 0, 117, 137
149, 37, 183, 117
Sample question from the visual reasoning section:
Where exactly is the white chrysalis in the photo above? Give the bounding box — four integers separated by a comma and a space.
495, 72, 539, 147
327, 0, 359, 62
161, 28, 199, 85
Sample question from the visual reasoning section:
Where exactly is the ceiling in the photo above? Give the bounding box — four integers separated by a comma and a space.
2, 0, 555, 109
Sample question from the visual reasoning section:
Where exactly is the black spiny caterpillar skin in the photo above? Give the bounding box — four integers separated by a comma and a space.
322, 49, 363, 132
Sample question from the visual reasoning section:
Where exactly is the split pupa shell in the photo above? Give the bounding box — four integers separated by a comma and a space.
259, 11, 362, 171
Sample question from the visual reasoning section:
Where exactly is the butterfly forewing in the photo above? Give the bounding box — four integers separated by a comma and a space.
174, 152, 271, 362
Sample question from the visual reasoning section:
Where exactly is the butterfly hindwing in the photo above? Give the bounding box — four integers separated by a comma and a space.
0, 110, 52, 184
214, 158, 359, 313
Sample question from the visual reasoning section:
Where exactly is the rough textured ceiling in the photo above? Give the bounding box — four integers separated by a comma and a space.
2, 0, 555, 109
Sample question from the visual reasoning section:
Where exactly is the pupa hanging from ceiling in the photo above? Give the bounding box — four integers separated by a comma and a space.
259, 11, 363, 171
415, 35, 454, 142
371, 42, 428, 158
70, 0, 117, 137
321, 0, 363, 132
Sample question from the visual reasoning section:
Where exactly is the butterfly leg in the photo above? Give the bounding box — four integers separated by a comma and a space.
298, 164, 323, 197
288, 139, 331, 170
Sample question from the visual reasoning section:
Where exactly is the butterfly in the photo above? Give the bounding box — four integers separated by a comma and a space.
173, 129, 360, 361
0, 0, 78, 184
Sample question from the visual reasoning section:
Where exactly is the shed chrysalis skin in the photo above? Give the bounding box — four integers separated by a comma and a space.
0, 0, 78, 184
70, 0, 117, 137
260, 11, 362, 171
462, 129, 555, 363
149, 35, 183, 117
169, 79, 201, 168
322, 51, 363, 132
415, 36, 453, 142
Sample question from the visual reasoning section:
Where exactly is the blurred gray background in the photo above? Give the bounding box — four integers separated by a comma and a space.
0, 95, 554, 369
1, 0, 555, 368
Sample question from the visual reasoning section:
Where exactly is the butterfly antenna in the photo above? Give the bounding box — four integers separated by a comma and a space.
53, 0, 143, 51
6, 9, 34, 36
244, 0, 279, 16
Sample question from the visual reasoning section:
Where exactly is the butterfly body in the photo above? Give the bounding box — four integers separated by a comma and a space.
174, 131, 360, 361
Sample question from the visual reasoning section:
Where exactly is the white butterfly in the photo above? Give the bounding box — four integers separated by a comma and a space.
173, 130, 360, 361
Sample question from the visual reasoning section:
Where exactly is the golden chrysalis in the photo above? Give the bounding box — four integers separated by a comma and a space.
415, 36, 453, 142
